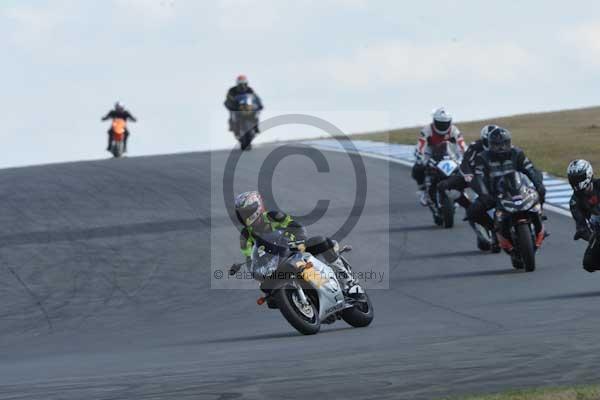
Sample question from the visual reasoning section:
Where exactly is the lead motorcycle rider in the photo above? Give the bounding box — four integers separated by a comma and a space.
412, 107, 466, 206
101, 101, 137, 153
568, 160, 600, 272
224, 75, 263, 133
229, 191, 364, 299
469, 127, 547, 252
437, 124, 501, 251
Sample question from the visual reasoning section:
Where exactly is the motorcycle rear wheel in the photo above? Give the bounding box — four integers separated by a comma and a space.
341, 294, 374, 328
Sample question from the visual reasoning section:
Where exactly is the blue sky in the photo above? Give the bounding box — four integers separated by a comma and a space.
1, 0, 600, 167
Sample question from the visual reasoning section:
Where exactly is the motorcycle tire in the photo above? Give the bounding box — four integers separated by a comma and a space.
274, 283, 320, 335
441, 195, 454, 229
112, 142, 123, 158
516, 224, 536, 272
511, 254, 524, 270
341, 293, 374, 328
240, 133, 253, 151
477, 237, 492, 252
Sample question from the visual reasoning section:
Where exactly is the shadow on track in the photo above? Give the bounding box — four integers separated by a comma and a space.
503, 290, 600, 304
401, 269, 516, 283
401, 249, 484, 261
0, 217, 208, 248
180, 326, 354, 346
387, 225, 441, 233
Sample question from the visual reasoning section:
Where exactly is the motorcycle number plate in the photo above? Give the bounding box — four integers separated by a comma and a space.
438, 160, 458, 176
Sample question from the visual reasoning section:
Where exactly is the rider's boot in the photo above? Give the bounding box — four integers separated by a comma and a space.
535, 227, 547, 248
417, 184, 430, 207
491, 232, 501, 253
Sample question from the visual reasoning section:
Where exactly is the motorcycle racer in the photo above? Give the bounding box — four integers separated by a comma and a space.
412, 107, 466, 205
437, 124, 500, 251
101, 101, 137, 153
469, 127, 546, 251
230, 191, 363, 297
224, 75, 263, 133
568, 159, 600, 272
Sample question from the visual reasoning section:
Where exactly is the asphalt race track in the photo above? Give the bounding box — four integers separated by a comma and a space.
1, 146, 600, 400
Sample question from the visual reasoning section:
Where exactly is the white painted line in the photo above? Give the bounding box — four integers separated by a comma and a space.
546, 187, 572, 193
548, 196, 571, 204
544, 203, 572, 217
546, 191, 573, 197
545, 182, 569, 187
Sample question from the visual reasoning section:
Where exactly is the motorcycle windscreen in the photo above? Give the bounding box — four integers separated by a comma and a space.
430, 141, 460, 162
235, 94, 257, 112
250, 245, 280, 280
249, 230, 288, 280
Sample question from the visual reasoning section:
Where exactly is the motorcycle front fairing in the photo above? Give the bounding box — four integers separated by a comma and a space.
427, 142, 463, 201
496, 173, 541, 215
252, 233, 349, 322
293, 253, 348, 321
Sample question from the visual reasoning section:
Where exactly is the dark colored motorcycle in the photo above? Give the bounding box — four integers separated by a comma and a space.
231, 93, 260, 151
425, 142, 462, 228
495, 172, 543, 272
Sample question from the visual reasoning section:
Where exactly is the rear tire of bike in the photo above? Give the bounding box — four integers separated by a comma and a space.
516, 224, 535, 272
477, 237, 491, 252
341, 294, 374, 328
442, 196, 454, 229
275, 284, 320, 335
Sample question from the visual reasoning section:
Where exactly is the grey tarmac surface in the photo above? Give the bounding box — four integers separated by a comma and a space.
0, 146, 599, 400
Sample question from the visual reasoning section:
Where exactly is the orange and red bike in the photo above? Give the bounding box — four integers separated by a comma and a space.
109, 119, 127, 158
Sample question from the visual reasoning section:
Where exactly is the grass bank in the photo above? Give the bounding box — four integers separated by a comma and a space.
351, 106, 600, 177
442, 385, 600, 400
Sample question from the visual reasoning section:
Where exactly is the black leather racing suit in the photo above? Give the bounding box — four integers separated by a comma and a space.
437, 139, 487, 209
224, 86, 263, 133
570, 179, 600, 272
469, 147, 546, 236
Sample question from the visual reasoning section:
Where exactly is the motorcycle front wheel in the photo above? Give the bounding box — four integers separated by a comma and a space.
274, 283, 320, 335
516, 224, 535, 272
112, 141, 123, 158
441, 195, 454, 229
240, 133, 254, 151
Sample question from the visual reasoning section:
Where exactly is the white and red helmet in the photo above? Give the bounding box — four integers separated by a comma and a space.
236, 75, 248, 86
432, 107, 452, 135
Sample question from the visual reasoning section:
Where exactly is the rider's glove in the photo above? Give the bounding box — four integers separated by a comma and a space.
229, 263, 242, 276
537, 187, 546, 204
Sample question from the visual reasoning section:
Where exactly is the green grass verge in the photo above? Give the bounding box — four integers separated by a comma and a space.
350, 106, 600, 177
442, 385, 600, 400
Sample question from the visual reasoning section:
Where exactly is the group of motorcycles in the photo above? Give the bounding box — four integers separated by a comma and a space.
425, 142, 543, 272
104, 92, 261, 158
